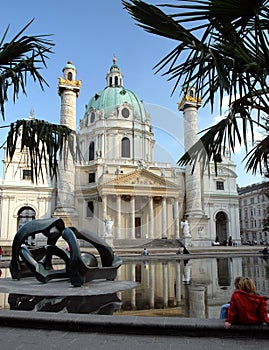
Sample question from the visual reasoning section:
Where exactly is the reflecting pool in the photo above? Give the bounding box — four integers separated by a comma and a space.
115, 256, 269, 318
0, 255, 268, 318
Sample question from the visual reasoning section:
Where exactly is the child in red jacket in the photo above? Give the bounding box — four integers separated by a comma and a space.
224, 277, 269, 329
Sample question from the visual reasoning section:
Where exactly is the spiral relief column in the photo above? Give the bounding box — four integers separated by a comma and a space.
54, 61, 81, 226
178, 88, 208, 246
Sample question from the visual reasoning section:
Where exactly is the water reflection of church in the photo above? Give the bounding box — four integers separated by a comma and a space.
116, 257, 269, 318
0, 57, 240, 247
0, 256, 268, 315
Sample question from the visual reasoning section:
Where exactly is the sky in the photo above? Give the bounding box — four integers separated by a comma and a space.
0, 0, 263, 187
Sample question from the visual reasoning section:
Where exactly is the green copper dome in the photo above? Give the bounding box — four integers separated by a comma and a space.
83, 57, 147, 122
63, 60, 76, 72
84, 86, 146, 121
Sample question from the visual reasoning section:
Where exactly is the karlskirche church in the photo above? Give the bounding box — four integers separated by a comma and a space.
0, 57, 240, 247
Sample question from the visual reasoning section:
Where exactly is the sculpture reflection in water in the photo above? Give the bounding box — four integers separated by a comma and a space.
9, 217, 122, 287
8, 293, 121, 315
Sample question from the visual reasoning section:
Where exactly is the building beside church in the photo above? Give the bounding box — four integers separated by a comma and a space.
238, 182, 269, 244
0, 57, 240, 247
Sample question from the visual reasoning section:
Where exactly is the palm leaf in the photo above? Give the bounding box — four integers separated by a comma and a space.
123, 0, 269, 175
245, 135, 269, 175
6, 119, 75, 182
0, 19, 54, 119
177, 93, 267, 174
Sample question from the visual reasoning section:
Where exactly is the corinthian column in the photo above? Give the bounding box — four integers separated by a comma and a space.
161, 197, 167, 239
130, 196, 135, 239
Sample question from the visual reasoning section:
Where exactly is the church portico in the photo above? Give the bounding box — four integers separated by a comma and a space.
97, 189, 182, 241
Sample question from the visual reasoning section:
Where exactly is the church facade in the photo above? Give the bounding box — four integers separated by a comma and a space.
0, 58, 240, 247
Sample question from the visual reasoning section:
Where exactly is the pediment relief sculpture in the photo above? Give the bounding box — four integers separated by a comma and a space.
107, 169, 178, 189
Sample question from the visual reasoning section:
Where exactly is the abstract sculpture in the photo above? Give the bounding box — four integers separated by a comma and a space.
10, 217, 122, 287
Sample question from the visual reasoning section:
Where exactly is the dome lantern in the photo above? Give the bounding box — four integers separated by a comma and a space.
106, 55, 123, 88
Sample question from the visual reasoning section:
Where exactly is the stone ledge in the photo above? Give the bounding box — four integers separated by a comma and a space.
0, 310, 268, 338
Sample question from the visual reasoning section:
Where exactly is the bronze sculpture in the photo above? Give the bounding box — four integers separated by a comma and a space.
10, 217, 122, 287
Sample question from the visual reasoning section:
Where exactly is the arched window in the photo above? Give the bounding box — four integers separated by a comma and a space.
121, 137, 130, 158
115, 76, 119, 86
89, 142, 95, 161
109, 77, 112, 87
67, 72, 73, 81
17, 207, 36, 230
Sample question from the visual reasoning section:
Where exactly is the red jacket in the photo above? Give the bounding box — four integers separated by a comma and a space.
226, 289, 269, 325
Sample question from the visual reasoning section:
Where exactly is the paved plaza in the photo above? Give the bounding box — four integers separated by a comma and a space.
1, 326, 269, 350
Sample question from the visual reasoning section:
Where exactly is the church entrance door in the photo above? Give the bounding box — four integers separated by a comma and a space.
215, 211, 228, 245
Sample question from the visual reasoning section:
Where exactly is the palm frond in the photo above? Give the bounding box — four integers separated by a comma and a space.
123, 0, 269, 175
6, 119, 75, 182
177, 93, 268, 174
244, 135, 269, 175
0, 19, 54, 119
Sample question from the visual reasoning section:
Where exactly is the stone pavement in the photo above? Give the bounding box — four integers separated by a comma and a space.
0, 309, 268, 350
1, 326, 269, 350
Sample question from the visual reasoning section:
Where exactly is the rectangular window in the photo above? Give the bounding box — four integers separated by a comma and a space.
87, 201, 94, 218
216, 181, 224, 190
22, 169, 32, 180
89, 173, 95, 183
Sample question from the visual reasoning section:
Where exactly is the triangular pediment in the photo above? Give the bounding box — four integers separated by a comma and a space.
210, 165, 237, 178
104, 169, 178, 189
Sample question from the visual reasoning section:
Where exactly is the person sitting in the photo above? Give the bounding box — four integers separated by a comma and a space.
141, 248, 148, 256
220, 276, 244, 319
224, 277, 269, 328
262, 246, 269, 255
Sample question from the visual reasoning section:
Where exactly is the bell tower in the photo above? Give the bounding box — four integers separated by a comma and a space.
54, 61, 81, 226
58, 61, 81, 130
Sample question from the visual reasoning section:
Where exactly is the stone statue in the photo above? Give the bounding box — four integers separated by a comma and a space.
104, 219, 113, 236
181, 219, 191, 237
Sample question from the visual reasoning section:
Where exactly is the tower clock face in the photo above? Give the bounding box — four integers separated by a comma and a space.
122, 107, 130, 118
90, 112, 95, 123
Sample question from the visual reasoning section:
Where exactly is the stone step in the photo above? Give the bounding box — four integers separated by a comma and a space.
114, 238, 181, 249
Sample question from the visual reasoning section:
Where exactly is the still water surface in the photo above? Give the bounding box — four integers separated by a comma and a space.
0, 256, 268, 318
